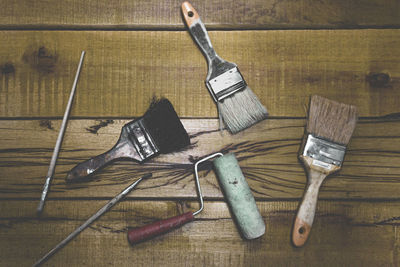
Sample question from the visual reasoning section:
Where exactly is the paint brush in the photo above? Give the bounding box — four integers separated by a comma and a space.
66, 98, 190, 182
37, 51, 85, 215
181, 2, 268, 134
33, 174, 150, 266
292, 95, 358, 247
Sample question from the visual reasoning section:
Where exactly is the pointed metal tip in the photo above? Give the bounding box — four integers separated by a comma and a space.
36, 206, 44, 217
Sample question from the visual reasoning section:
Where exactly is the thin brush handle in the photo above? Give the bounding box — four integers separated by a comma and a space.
181, 2, 221, 66
33, 174, 150, 267
292, 168, 326, 247
128, 212, 194, 244
37, 51, 85, 215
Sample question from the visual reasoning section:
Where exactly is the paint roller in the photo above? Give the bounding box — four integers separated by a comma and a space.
127, 152, 265, 244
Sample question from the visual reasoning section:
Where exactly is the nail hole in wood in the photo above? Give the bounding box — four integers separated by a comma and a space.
299, 227, 305, 234
188, 11, 194, 17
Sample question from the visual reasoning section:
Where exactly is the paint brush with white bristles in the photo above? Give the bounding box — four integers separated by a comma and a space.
181, 2, 268, 134
292, 95, 358, 247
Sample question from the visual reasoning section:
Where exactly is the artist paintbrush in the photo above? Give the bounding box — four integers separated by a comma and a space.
292, 95, 358, 247
66, 98, 190, 182
37, 51, 85, 215
33, 174, 151, 266
181, 2, 268, 134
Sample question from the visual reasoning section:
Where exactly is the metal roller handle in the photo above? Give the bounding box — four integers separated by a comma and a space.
127, 153, 223, 245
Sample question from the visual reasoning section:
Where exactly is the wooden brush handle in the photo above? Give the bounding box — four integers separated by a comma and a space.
181, 1, 199, 26
293, 156, 340, 247
127, 212, 194, 244
181, 2, 219, 64
66, 148, 120, 182
292, 168, 326, 247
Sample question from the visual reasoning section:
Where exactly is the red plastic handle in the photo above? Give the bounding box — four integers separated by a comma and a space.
127, 212, 194, 245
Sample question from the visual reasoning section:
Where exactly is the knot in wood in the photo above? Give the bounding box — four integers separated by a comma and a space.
366, 72, 391, 88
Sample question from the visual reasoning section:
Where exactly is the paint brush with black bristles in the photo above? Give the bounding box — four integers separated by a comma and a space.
66, 98, 190, 182
292, 95, 358, 247
181, 2, 268, 134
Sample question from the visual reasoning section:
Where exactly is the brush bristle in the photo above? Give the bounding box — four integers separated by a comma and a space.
142, 98, 190, 153
307, 95, 358, 145
218, 87, 268, 134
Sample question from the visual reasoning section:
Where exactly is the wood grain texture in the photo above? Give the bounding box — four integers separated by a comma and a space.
1, 118, 400, 200
2, 0, 400, 265
1, 200, 399, 266
1, 0, 399, 30
0, 30, 399, 118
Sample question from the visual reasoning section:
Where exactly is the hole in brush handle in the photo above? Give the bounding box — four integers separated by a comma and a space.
292, 216, 312, 247
181, 2, 200, 27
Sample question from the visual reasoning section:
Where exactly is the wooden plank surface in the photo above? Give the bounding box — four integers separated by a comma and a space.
1, 118, 400, 200
2, 0, 400, 266
1, 200, 399, 266
1, 0, 399, 30
0, 30, 399, 118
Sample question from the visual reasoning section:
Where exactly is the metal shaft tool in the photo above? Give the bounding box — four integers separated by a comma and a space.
33, 174, 151, 267
37, 51, 85, 215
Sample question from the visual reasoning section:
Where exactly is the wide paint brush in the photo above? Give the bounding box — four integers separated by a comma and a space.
181, 2, 268, 134
66, 98, 190, 182
293, 95, 358, 247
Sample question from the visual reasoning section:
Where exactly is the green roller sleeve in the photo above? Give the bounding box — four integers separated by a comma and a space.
213, 153, 265, 239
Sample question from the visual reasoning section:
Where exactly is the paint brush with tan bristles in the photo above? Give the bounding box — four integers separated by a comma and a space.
181, 2, 268, 134
292, 95, 358, 247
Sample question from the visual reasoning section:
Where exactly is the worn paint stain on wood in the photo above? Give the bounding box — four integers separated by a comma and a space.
39, 120, 54, 130
366, 72, 391, 88
22, 46, 58, 73
86, 120, 114, 134
1, 63, 15, 74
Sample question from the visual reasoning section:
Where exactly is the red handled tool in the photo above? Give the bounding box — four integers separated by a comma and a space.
127, 153, 222, 244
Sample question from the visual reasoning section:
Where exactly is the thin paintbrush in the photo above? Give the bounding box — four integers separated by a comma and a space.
181, 2, 268, 134
37, 51, 85, 215
33, 174, 150, 266
66, 98, 190, 182
292, 95, 358, 247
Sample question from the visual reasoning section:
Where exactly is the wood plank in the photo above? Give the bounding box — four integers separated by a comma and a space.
0, 30, 399, 118
1, 118, 400, 200
1, 0, 399, 30
0, 200, 398, 266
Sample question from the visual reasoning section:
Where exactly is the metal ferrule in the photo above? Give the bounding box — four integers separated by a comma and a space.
303, 134, 347, 167
206, 67, 247, 102
125, 119, 159, 160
